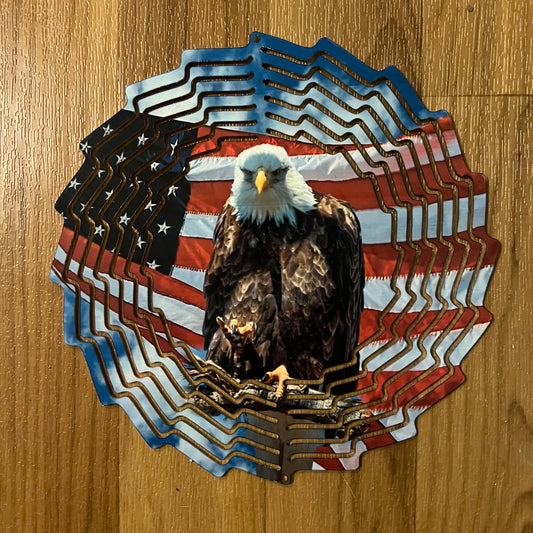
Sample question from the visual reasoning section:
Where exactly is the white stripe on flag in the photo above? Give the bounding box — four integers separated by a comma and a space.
171, 263, 494, 316
179, 194, 487, 244
379, 407, 427, 442
363, 265, 495, 313
186, 137, 463, 183
330, 440, 368, 471
360, 322, 489, 372
171, 267, 206, 293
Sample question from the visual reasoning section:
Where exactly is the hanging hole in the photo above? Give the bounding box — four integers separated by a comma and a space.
253, 35, 261, 43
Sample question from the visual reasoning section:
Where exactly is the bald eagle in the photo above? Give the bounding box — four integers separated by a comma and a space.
202, 144, 364, 399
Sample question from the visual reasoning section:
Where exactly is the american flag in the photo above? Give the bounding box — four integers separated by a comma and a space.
50, 33, 500, 480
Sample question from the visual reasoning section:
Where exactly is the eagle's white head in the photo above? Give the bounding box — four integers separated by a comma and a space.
229, 144, 316, 226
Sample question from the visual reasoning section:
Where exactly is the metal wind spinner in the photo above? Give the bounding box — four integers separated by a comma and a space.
51, 33, 500, 483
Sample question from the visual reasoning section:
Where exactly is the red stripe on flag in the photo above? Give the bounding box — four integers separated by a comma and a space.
316, 165, 485, 206
356, 366, 465, 411
361, 227, 497, 279
359, 306, 492, 344
174, 236, 213, 272
362, 422, 398, 449
312, 447, 347, 470
191, 126, 333, 157
408, 368, 466, 409
187, 181, 232, 214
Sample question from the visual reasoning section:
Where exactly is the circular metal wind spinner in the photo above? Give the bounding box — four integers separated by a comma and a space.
51, 33, 500, 483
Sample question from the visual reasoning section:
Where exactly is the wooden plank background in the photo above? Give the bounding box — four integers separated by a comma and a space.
1, 0, 531, 531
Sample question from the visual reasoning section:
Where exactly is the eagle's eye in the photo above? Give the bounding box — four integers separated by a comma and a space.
271, 167, 287, 179
241, 168, 253, 180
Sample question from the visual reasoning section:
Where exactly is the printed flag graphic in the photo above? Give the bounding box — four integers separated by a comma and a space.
51, 33, 500, 482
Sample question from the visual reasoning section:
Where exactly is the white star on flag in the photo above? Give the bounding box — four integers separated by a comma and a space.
157, 221, 171, 234
146, 260, 159, 269
137, 133, 148, 146
104, 189, 114, 200
116, 152, 126, 164
150, 162, 160, 172
68, 178, 80, 190
170, 140, 179, 156
119, 213, 130, 225
167, 185, 178, 196
94, 225, 104, 237
80, 141, 91, 153
144, 200, 156, 211
102, 124, 113, 136
136, 237, 146, 248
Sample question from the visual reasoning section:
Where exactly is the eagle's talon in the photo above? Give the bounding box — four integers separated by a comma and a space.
262, 364, 290, 401
216, 318, 255, 345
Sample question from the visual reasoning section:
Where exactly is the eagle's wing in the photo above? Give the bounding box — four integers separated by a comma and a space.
288, 193, 364, 390
320, 194, 364, 359
202, 202, 236, 351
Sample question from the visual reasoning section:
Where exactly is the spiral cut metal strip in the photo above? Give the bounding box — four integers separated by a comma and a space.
50, 33, 500, 483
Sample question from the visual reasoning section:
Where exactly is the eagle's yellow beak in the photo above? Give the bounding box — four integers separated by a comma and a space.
255, 170, 267, 194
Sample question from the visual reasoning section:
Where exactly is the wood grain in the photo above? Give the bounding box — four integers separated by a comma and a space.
422, 0, 533, 97
415, 95, 533, 532
1, 0, 531, 532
